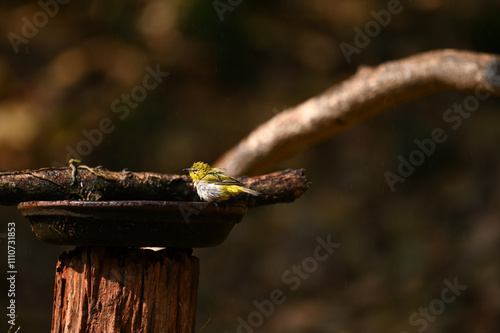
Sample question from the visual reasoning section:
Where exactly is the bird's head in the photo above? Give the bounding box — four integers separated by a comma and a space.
183, 161, 211, 182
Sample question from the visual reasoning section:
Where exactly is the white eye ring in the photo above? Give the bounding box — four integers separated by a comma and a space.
193, 168, 198, 173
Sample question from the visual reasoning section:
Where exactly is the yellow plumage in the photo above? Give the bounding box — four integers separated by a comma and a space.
183, 162, 259, 202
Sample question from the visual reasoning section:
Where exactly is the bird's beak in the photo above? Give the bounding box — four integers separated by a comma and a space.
183, 168, 191, 172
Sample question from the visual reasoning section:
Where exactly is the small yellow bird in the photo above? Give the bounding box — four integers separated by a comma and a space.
183, 162, 260, 202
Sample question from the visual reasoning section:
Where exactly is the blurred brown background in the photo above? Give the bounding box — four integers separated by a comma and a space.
1, 0, 500, 332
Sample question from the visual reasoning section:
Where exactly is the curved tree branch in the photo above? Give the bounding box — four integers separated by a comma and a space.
214, 49, 500, 176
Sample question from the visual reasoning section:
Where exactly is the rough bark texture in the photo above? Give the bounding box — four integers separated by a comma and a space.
0, 166, 310, 207
214, 49, 500, 176
52, 247, 199, 333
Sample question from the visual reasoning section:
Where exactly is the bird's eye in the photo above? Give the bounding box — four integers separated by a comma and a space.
193, 168, 198, 173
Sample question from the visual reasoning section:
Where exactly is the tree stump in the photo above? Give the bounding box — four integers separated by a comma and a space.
51, 247, 199, 333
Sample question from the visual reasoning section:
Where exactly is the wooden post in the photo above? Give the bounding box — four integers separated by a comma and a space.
7, 167, 309, 332
51, 247, 199, 333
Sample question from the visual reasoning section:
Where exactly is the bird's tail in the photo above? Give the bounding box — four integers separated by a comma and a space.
240, 187, 260, 196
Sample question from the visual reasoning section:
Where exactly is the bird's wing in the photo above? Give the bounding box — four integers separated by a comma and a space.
201, 170, 243, 185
